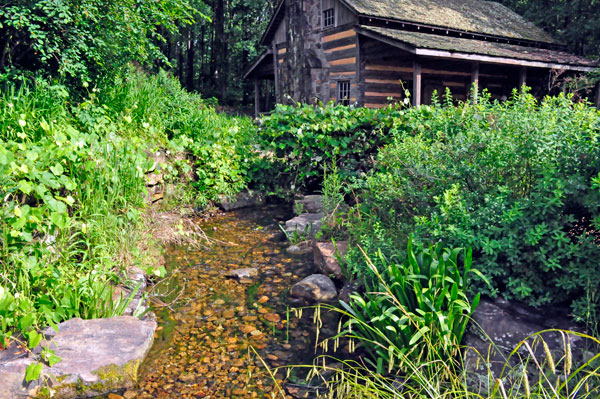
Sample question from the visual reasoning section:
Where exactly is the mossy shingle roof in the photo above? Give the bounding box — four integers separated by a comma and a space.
359, 26, 597, 68
343, 0, 557, 44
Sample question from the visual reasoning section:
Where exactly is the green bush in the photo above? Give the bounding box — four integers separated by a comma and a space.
0, 85, 150, 347
350, 89, 600, 323
257, 102, 404, 192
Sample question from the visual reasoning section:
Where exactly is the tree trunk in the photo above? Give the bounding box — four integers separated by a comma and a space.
0, 29, 10, 72
212, 0, 226, 101
186, 26, 195, 91
178, 38, 185, 85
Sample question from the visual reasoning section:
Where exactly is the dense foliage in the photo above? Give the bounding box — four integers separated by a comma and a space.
0, 69, 258, 352
0, 0, 195, 84
262, 90, 600, 324
257, 103, 403, 192
97, 68, 260, 203
342, 91, 600, 324
338, 240, 480, 374
498, 0, 600, 58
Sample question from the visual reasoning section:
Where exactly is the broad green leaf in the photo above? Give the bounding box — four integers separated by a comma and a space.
25, 363, 43, 383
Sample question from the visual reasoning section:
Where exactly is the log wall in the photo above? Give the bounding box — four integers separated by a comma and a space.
359, 37, 413, 107
323, 25, 359, 103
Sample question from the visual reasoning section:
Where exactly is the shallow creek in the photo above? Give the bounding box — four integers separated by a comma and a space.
126, 205, 322, 398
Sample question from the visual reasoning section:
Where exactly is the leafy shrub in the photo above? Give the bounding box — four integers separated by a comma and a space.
351, 89, 600, 323
0, 0, 193, 84
257, 102, 404, 192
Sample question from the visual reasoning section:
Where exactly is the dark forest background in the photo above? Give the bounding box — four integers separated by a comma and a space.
1, 0, 599, 106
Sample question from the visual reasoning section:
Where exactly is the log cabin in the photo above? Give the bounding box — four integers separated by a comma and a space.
244, 0, 599, 114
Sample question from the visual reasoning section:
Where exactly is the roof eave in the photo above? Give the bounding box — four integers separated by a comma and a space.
259, 0, 285, 46
243, 49, 274, 79
355, 27, 598, 72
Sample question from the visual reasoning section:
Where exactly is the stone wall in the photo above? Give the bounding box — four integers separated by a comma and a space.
279, 0, 332, 104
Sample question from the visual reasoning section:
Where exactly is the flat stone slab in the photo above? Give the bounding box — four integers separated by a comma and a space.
218, 191, 265, 211
313, 241, 348, 280
0, 316, 156, 399
284, 213, 323, 239
463, 298, 589, 391
224, 268, 259, 283
295, 195, 323, 214
290, 274, 337, 302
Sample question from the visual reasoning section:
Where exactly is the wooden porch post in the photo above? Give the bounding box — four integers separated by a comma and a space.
254, 79, 260, 117
595, 82, 600, 109
519, 66, 527, 91
272, 42, 280, 103
265, 80, 272, 111
413, 60, 422, 107
471, 61, 480, 103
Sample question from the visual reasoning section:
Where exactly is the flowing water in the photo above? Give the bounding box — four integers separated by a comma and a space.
123, 205, 324, 398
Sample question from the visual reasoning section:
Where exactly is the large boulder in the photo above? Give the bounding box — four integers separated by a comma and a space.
0, 316, 156, 399
284, 213, 323, 240
290, 275, 337, 302
313, 241, 348, 280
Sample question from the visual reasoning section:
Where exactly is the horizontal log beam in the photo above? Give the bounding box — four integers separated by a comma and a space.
364, 96, 398, 104
366, 64, 413, 72
330, 71, 356, 79
365, 83, 405, 92
323, 36, 356, 51
365, 91, 403, 97
323, 29, 355, 43
331, 64, 356, 73
330, 57, 356, 66
363, 70, 412, 81
326, 48, 357, 61
325, 44, 356, 53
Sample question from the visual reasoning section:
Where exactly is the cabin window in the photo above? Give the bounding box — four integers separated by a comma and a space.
323, 8, 335, 28
337, 81, 351, 105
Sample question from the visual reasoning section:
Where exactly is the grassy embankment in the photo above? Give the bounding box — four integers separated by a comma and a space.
0, 69, 261, 356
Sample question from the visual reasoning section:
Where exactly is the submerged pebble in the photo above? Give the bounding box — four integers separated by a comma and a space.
129, 205, 323, 399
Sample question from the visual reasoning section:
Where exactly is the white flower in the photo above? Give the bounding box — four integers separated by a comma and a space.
18, 119, 26, 127
8, 103, 13, 108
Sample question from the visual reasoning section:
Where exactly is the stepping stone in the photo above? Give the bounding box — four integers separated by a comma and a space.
290, 274, 337, 302
284, 213, 323, 240
313, 241, 348, 280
